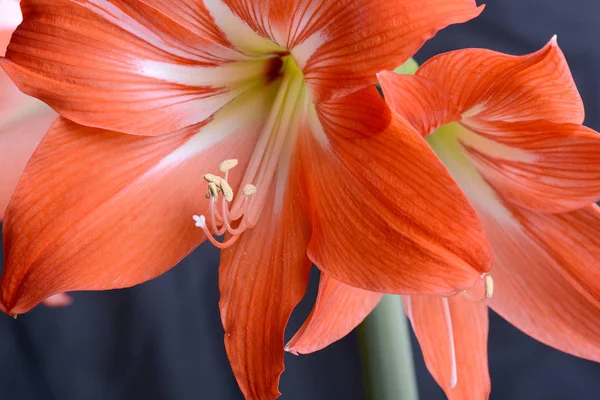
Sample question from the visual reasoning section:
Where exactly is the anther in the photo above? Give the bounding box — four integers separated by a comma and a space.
219, 180, 234, 203
203, 173, 222, 185
204, 173, 233, 202
219, 159, 239, 173
243, 184, 257, 196
484, 275, 494, 299
206, 182, 219, 200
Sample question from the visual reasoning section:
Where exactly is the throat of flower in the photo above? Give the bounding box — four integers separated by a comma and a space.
193, 56, 309, 249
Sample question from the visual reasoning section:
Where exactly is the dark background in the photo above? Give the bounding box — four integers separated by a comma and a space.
2, 0, 600, 399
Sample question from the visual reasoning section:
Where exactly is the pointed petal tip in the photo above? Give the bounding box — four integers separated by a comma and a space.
283, 345, 300, 356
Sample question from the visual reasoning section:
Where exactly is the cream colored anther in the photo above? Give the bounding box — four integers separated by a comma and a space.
203, 173, 233, 202
204, 173, 222, 185
219, 180, 234, 202
219, 159, 238, 173
205, 182, 220, 200
243, 184, 257, 196
484, 275, 494, 299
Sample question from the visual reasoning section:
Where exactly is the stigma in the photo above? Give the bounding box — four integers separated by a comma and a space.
192, 159, 257, 249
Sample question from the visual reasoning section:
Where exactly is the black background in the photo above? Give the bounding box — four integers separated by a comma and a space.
2, 0, 600, 399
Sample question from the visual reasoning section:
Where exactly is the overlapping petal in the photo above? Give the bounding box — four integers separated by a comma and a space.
459, 119, 600, 213
286, 274, 382, 354
416, 39, 584, 124
300, 87, 492, 295
0, 92, 55, 219
1, 0, 274, 136
406, 294, 490, 400
482, 203, 600, 362
378, 71, 461, 136
221, 0, 483, 103
380, 50, 600, 215
219, 157, 311, 400
0, 86, 278, 314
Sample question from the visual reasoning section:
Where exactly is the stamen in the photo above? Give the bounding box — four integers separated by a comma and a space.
203, 173, 222, 185
484, 275, 494, 299
219, 159, 238, 173
204, 173, 234, 202
206, 182, 220, 200
442, 297, 458, 389
219, 180, 234, 203
243, 184, 257, 196
194, 161, 258, 249
192, 215, 241, 249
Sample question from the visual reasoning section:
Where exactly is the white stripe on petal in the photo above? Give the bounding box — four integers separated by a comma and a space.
427, 123, 513, 221
292, 32, 326, 70
203, 0, 284, 55
158, 84, 278, 167
136, 58, 271, 87
75, 0, 218, 61
457, 121, 536, 163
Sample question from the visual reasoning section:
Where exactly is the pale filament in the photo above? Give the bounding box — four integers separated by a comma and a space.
442, 297, 458, 389
192, 159, 257, 249
402, 276, 495, 392
443, 274, 494, 388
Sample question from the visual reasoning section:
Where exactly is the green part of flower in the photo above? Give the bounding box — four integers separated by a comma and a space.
393, 58, 419, 75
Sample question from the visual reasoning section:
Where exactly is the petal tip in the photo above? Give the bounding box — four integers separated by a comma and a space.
283, 345, 300, 356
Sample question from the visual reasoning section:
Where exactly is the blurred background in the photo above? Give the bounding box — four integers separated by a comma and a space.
1, 0, 600, 398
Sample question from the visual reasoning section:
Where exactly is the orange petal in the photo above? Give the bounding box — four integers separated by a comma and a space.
406, 294, 490, 400
0, 86, 277, 314
0, 70, 56, 220
42, 293, 73, 308
286, 274, 382, 355
482, 203, 600, 362
416, 38, 584, 124
377, 71, 461, 136
300, 86, 493, 295
222, 0, 483, 103
219, 158, 311, 399
459, 119, 600, 213
138, 0, 232, 47
3, 0, 266, 136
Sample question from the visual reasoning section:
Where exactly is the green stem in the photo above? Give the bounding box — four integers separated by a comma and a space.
359, 295, 419, 400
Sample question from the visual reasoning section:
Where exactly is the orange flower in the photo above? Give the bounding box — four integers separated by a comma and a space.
289, 39, 600, 399
0, 1, 493, 397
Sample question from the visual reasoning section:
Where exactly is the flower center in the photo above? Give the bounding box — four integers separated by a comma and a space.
193, 55, 310, 248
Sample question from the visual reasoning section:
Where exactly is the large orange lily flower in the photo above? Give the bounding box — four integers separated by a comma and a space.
0, 0, 71, 308
288, 40, 600, 399
0, 0, 494, 397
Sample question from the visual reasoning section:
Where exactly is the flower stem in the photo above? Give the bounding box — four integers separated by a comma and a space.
358, 295, 419, 400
